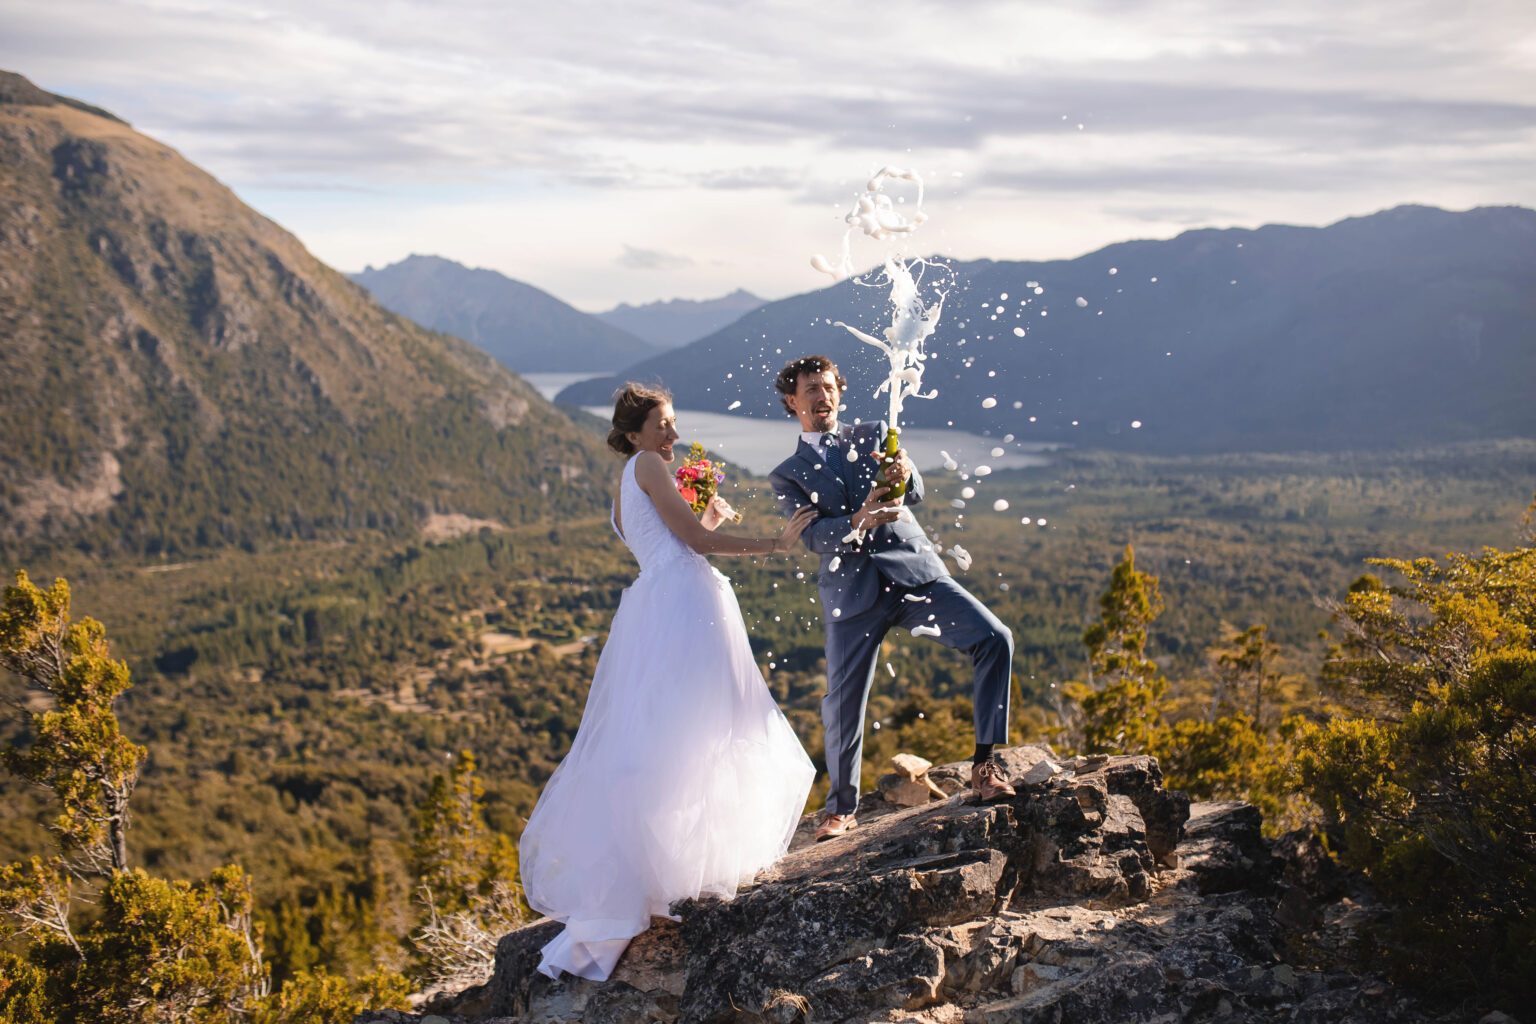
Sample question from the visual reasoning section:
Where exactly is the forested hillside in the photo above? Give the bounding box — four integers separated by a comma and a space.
0, 72, 612, 568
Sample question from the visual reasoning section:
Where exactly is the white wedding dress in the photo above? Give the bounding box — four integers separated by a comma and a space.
519, 454, 815, 981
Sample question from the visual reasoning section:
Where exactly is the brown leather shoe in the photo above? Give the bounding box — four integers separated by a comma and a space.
815, 812, 858, 841
971, 759, 1017, 800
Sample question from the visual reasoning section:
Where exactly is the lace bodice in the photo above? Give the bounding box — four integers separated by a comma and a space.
615, 455, 704, 573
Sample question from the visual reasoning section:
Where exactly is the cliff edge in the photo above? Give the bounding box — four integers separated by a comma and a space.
364, 747, 1440, 1023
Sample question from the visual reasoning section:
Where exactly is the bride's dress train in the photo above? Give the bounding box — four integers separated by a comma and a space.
519, 454, 815, 981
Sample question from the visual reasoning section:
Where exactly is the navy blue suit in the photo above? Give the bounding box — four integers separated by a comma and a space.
769, 421, 1014, 814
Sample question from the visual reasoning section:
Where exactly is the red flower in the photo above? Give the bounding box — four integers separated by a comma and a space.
679, 486, 698, 505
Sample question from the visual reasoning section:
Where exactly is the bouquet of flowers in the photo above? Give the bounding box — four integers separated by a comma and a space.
674, 442, 741, 522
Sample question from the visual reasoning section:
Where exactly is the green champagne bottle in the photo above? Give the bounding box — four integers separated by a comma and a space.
881, 426, 906, 501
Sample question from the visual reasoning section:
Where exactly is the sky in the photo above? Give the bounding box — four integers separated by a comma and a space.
5, 0, 1535, 310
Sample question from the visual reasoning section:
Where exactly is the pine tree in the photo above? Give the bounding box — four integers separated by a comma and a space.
0, 571, 409, 1023
409, 750, 526, 988
1064, 545, 1169, 754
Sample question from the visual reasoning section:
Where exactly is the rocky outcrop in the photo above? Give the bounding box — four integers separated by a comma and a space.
371, 747, 1434, 1024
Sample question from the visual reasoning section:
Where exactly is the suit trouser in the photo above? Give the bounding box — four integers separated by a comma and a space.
822, 575, 1014, 814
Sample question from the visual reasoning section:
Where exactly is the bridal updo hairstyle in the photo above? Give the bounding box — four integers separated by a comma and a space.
774, 355, 846, 416
607, 382, 673, 455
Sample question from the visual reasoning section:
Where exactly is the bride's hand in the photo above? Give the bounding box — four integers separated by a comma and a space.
772, 506, 818, 553
701, 495, 737, 531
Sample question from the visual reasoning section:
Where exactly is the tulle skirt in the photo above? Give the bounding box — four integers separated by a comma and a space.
519, 555, 815, 981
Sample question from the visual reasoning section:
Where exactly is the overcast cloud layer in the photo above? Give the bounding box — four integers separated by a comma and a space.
5, 0, 1534, 307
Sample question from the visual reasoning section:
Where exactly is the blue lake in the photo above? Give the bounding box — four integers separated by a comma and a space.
522, 373, 1061, 477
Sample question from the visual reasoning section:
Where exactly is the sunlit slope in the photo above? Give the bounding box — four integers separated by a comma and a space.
0, 72, 612, 563
561, 205, 1536, 453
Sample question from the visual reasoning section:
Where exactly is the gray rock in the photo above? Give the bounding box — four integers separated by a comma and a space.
460, 748, 1428, 1024
1177, 800, 1276, 895
1018, 759, 1061, 787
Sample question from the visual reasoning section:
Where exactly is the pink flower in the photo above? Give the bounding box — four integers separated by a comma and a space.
679, 486, 698, 505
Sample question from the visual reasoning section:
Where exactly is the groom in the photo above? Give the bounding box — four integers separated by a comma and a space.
768, 355, 1016, 841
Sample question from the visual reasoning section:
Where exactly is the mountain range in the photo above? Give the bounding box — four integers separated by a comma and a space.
350, 255, 657, 373
594, 288, 765, 349
558, 205, 1536, 453
0, 71, 613, 564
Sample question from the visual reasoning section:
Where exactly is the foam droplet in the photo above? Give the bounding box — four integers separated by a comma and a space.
993, 499, 1009, 511
1075, 296, 1088, 307
828, 556, 841, 573
1012, 327, 1025, 337
948, 544, 972, 571
727, 400, 742, 410
1131, 420, 1143, 429
981, 397, 997, 409
974, 466, 992, 477
961, 486, 976, 499
990, 447, 1004, 457
912, 624, 942, 638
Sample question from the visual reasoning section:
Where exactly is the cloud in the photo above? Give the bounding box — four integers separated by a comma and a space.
616, 245, 695, 271
5, 0, 1533, 305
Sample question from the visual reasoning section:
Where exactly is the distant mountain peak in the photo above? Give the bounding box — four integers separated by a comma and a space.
560, 203, 1536, 454
595, 288, 765, 349
351, 256, 654, 374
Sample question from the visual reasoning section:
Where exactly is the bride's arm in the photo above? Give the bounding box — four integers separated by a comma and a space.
634, 452, 814, 556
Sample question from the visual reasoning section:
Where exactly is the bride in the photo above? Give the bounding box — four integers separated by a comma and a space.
519, 382, 818, 982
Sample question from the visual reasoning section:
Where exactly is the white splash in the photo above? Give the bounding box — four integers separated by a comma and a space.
727, 400, 742, 410
912, 624, 942, 638
828, 555, 842, 573
940, 450, 959, 472
811, 166, 929, 281
816, 167, 946, 431
948, 544, 972, 571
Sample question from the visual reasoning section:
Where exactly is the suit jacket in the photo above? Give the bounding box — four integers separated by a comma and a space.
769, 420, 949, 621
